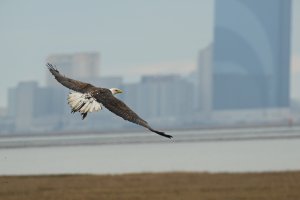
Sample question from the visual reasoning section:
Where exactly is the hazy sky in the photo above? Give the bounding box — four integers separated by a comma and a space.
0, 0, 299, 107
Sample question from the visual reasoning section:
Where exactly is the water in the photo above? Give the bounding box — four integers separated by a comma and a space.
0, 130, 300, 175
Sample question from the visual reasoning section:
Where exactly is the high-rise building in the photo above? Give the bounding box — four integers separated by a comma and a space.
7, 88, 17, 118
7, 81, 69, 133
197, 44, 213, 115
46, 52, 100, 87
122, 83, 139, 111
10, 81, 38, 132
213, 0, 292, 110
33, 87, 66, 118
137, 75, 194, 120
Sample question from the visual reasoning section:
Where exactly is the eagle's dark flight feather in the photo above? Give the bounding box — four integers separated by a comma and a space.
97, 93, 172, 138
47, 63, 95, 93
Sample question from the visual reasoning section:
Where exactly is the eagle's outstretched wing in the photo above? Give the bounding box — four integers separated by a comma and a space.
47, 63, 95, 93
47, 63, 172, 139
99, 94, 173, 139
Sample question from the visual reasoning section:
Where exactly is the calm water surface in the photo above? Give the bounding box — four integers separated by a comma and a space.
0, 135, 299, 175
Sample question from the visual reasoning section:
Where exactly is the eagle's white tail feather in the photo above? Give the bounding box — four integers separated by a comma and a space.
81, 102, 91, 113
67, 92, 102, 114
69, 94, 83, 108
88, 101, 96, 112
91, 100, 100, 112
69, 98, 81, 106
94, 100, 101, 111
88, 102, 94, 112
68, 93, 82, 103
73, 99, 84, 110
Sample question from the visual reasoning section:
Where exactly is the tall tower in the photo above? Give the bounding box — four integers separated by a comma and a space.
197, 44, 213, 116
12, 82, 38, 132
213, 0, 292, 110
46, 52, 100, 87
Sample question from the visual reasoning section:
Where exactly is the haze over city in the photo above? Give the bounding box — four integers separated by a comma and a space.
0, 0, 299, 108
1, 1, 300, 199
0, 0, 300, 134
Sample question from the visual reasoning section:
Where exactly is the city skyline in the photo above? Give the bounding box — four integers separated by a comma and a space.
0, 0, 300, 107
1, 0, 299, 134
3, 69, 197, 134
213, 0, 291, 109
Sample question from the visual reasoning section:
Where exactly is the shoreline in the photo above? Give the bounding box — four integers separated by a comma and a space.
1, 126, 300, 149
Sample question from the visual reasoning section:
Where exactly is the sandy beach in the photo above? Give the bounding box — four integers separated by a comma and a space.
1, 171, 300, 200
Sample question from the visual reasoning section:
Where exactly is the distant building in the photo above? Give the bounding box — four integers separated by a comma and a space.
0, 107, 7, 118
0, 117, 14, 134
197, 44, 213, 116
85, 76, 123, 90
7, 88, 17, 118
213, 0, 292, 110
136, 75, 194, 121
122, 83, 139, 112
33, 87, 66, 118
10, 81, 38, 132
7, 81, 68, 133
46, 52, 100, 87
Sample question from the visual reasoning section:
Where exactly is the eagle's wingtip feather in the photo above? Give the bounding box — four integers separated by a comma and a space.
149, 128, 173, 139
46, 63, 59, 73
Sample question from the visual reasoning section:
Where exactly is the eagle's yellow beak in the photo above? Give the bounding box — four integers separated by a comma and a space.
116, 89, 123, 94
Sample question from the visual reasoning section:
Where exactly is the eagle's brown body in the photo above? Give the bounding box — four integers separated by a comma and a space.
47, 63, 172, 139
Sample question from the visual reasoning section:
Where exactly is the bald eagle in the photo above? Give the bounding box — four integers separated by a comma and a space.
47, 63, 172, 139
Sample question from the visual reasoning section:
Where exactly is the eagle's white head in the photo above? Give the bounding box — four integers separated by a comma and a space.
110, 88, 123, 95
